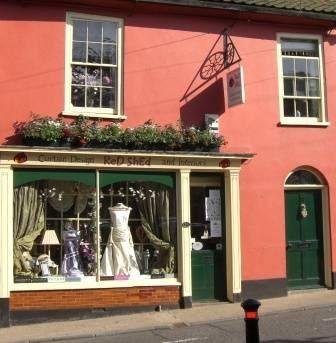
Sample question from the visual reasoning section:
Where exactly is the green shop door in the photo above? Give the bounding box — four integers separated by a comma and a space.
190, 175, 226, 301
285, 190, 324, 289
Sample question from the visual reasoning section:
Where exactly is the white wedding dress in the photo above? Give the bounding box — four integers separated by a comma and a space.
100, 203, 140, 277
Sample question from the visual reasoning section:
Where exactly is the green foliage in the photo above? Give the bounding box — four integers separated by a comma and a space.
99, 123, 123, 147
123, 120, 161, 150
17, 114, 64, 145
16, 115, 225, 151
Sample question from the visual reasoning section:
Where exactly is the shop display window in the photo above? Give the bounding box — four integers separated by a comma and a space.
13, 170, 177, 284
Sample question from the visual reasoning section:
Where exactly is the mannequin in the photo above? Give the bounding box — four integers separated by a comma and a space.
101, 203, 140, 277
61, 222, 84, 277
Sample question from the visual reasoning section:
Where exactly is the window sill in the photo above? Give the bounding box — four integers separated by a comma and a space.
11, 276, 181, 291
278, 121, 330, 127
62, 111, 127, 120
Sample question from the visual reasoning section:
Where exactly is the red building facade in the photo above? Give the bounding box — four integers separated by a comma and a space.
0, 0, 335, 326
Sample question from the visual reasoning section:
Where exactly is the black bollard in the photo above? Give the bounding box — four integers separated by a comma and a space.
241, 298, 261, 343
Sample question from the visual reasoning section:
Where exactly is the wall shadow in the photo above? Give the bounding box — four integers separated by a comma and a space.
180, 78, 225, 127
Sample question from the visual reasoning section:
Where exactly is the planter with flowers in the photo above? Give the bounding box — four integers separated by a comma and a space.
17, 115, 65, 146
16, 115, 225, 152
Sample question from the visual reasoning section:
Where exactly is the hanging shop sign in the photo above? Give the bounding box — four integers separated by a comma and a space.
227, 66, 245, 107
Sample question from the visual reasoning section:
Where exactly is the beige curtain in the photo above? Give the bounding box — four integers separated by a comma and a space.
13, 182, 45, 275
136, 187, 175, 274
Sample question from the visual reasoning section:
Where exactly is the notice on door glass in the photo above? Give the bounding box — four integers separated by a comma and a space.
210, 220, 222, 237
205, 189, 222, 237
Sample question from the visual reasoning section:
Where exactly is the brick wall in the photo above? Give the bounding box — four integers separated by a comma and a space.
10, 286, 180, 311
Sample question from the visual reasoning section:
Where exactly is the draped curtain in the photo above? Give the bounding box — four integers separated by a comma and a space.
136, 186, 176, 274
13, 182, 45, 275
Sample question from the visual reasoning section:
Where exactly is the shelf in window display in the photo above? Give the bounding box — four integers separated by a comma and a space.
46, 218, 94, 221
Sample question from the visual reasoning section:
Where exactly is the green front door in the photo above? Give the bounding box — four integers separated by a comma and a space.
191, 249, 224, 300
285, 190, 324, 289
190, 175, 226, 301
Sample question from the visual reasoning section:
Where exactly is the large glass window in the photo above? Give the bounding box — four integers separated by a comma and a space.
13, 170, 177, 284
100, 181, 177, 279
64, 13, 123, 118
279, 36, 325, 123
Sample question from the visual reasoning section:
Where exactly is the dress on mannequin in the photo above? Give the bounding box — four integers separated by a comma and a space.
101, 203, 140, 277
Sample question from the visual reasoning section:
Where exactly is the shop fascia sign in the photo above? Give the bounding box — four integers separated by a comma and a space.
0, 150, 246, 169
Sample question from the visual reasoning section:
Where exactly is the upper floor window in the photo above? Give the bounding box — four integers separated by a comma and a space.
277, 34, 327, 125
64, 13, 124, 119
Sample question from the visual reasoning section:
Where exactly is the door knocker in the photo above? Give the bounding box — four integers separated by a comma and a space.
300, 203, 308, 218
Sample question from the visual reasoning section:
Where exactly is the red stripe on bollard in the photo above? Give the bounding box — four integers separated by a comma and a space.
245, 311, 258, 319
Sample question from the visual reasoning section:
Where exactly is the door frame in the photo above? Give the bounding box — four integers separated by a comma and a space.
189, 174, 226, 301
284, 181, 332, 288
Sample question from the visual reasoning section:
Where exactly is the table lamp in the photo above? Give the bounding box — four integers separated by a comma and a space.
41, 230, 60, 258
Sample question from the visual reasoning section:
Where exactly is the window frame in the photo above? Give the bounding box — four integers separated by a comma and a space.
63, 12, 125, 119
277, 33, 328, 126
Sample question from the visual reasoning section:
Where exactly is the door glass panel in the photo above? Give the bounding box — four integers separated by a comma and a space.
190, 186, 222, 251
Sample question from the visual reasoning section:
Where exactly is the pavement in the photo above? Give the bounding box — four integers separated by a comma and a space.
1, 288, 336, 343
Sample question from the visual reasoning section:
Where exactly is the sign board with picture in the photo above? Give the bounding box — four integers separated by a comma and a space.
227, 66, 245, 107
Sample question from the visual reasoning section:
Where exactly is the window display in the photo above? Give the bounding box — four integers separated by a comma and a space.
99, 180, 177, 279
100, 203, 140, 278
13, 170, 177, 284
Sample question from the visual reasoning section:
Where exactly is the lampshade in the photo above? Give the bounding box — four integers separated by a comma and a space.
41, 230, 60, 245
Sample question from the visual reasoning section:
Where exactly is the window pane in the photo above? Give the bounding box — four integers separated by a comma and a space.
73, 20, 87, 41
87, 87, 101, 107
102, 67, 116, 87
71, 86, 85, 107
103, 22, 117, 43
295, 99, 307, 117
284, 78, 294, 96
295, 59, 307, 77
72, 65, 86, 85
88, 43, 101, 63
283, 58, 294, 76
102, 88, 115, 108
281, 39, 318, 57
286, 170, 321, 185
72, 42, 86, 62
88, 21, 102, 42
307, 59, 319, 77
308, 99, 320, 117
308, 79, 320, 97
284, 99, 294, 117
87, 67, 101, 86
103, 44, 116, 64
296, 78, 307, 96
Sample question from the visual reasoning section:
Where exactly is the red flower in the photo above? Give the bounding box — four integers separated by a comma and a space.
63, 128, 71, 137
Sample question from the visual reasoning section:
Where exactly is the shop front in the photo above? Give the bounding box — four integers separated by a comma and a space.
0, 147, 252, 326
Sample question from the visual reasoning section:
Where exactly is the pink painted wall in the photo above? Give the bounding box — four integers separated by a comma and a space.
1, 2, 336, 282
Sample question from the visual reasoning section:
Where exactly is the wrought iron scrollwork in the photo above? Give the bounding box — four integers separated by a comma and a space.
199, 40, 237, 81
181, 29, 241, 100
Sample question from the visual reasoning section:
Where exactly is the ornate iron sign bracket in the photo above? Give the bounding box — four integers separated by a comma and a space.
181, 29, 241, 100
